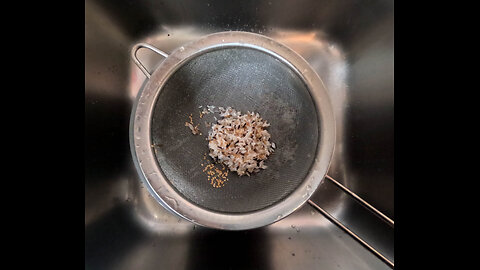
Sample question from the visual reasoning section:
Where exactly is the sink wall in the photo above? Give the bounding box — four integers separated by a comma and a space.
85, 1, 394, 269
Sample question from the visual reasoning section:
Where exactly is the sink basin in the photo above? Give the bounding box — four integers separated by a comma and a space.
85, 0, 393, 269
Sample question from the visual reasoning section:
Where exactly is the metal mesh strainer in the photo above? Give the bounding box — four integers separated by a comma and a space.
131, 32, 335, 230
150, 47, 318, 213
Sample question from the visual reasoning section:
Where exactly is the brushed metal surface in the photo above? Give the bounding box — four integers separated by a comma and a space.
86, 0, 393, 268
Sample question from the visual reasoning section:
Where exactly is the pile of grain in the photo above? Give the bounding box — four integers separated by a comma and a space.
201, 153, 229, 188
208, 107, 275, 176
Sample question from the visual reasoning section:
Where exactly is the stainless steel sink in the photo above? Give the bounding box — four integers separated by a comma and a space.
85, 0, 394, 269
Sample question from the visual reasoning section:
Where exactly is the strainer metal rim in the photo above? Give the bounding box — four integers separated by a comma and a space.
130, 31, 335, 230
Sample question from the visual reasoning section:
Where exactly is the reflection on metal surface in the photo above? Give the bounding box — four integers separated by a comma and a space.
85, 177, 129, 226
308, 200, 394, 268
129, 174, 196, 235
326, 174, 394, 227
85, 0, 130, 99
267, 205, 391, 270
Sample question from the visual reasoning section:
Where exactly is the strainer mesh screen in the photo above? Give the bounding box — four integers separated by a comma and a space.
150, 47, 318, 213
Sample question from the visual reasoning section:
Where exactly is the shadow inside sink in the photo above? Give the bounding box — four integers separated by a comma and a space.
184, 228, 272, 270
85, 205, 148, 270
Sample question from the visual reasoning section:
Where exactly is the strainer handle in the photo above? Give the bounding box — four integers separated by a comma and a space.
131, 43, 169, 79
